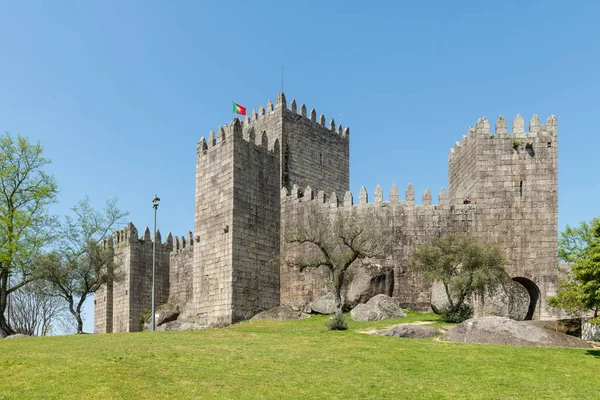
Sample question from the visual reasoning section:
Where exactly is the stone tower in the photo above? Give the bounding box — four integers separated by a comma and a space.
189, 94, 350, 325
448, 114, 558, 319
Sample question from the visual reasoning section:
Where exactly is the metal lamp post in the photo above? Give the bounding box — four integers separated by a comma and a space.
151, 194, 160, 331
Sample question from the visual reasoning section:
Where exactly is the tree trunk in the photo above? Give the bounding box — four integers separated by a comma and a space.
66, 296, 84, 334
332, 270, 344, 316
76, 313, 83, 334
0, 272, 15, 337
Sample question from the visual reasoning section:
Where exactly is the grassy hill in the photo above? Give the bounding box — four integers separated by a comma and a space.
1, 312, 598, 399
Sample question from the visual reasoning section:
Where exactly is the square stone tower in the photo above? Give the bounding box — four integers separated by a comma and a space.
448, 114, 558, 319
190, 93, 350, 325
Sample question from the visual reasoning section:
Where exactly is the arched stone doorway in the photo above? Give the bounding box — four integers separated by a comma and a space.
512, 277, 540, 320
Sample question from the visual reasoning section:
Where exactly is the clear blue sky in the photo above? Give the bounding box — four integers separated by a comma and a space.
1, 1, 598, 333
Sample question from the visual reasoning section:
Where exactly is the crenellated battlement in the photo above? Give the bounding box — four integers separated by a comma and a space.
104, 222, 188, 253
196, 118, 280, 156
449, 114, 558, 161
242, 93, 349, 141
172, 231, 195, 253
281, 183, 457, 210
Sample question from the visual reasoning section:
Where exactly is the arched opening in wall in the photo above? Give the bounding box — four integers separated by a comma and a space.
512, 277, 540, 320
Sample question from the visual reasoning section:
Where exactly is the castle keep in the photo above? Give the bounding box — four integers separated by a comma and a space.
94, 93, 560, 333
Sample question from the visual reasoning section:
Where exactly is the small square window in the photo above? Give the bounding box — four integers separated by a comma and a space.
547, 142, 552, 147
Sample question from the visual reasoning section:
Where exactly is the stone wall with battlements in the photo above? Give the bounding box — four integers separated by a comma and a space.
168, 232, 194, 314
280, 184, 475, 311
93, 223, 171, 333
242, 93, 349, 196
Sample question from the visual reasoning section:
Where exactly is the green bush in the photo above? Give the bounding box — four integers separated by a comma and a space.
439, 304, 473, 323
326, 312, 348, 331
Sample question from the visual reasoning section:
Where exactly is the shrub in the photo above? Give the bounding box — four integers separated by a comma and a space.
326, 313, 348, 331
440, 304, 473, 323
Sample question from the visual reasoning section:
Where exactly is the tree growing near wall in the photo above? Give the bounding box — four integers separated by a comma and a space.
0, 133, 58, 337
548, 218, 600, 324
409, 233, 509, 322
285, 202, 389, 330
41, 198, 127, 334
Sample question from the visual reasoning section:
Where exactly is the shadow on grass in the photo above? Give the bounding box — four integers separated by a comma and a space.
585, 350, 600, 358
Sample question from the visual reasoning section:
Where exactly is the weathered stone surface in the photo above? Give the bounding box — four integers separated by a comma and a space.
385, 324, 438, 339
443, 316, 592, 348
342, 263, 393, 311
158, 319, 208, 332
4, 334, 28, 340
430, 280, 530, 321
582, 318, 600, 341
144, 304, 180, 330
310, 293, 337, 315
351, 294, 407, 322
251, 305, 310, 321
525, 319, 581, 338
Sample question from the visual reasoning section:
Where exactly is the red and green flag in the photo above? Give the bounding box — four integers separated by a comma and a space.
232, 102, 247, 116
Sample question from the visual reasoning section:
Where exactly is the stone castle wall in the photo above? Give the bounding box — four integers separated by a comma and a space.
168, 233, 194, 313
280, 185, 475, 311
93, 224, 171, 333
94, 92, 562, 332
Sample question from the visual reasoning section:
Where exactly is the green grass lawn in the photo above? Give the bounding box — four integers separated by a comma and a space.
1, 312, 598, 400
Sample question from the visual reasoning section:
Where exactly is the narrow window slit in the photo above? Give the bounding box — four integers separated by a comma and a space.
519, 181, 523, 197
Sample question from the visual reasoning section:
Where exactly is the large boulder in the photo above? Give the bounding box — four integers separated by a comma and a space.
251, 306, 310, 321
443, 316, 593, 348
144, 303, 180, 330
342, 263, 394, 310
430, 280, 530, 320
310, 293, 337, 315
351, 294, 407, 322
4, 334, 29, 340
158, 318, 208, 332
386, 324, 438, 339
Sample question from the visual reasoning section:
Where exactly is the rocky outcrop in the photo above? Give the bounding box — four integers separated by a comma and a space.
443, 316, 592, 348
310, 293, 337, 315
4, 334, 29, 340
342, 264, 393, 310
144, 304, 180, 330
430, 280, 530, 320
251, 306, 310, 321
351, 294, 407, 322
385, 324, 438, 339
157, 319, 208, 332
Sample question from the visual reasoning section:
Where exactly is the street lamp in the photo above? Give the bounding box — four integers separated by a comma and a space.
151, 194, 160, 332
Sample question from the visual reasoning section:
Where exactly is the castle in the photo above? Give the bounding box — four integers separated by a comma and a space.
94, 93, 560, 333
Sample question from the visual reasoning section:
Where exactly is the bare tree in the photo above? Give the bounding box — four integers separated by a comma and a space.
285, 202, 389, 329
7, 277, 72, 336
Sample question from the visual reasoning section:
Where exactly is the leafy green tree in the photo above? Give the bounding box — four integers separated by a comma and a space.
41, 198, 128, 334
409, 233, 509, 322
285, 203, 389, 330
549, 219, 600, 324
0, 133, 58, 337
558, 217, 600, 262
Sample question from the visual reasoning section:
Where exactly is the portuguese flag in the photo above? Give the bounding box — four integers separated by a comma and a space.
232, 102, 247, 116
